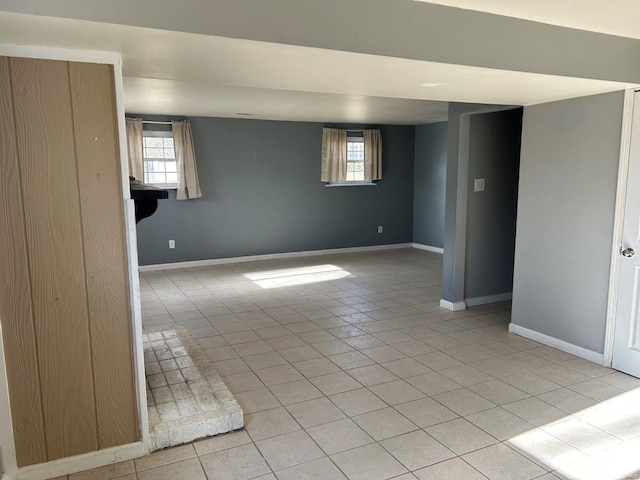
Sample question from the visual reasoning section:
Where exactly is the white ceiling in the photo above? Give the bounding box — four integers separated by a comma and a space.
123, 80, 450, 125
0, 8, 636, 124
415, 0, 640, 40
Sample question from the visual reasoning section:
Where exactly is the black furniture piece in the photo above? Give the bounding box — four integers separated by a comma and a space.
129, 177, 169, 223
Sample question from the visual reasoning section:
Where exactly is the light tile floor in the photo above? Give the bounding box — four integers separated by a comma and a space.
65, 249, 640, 480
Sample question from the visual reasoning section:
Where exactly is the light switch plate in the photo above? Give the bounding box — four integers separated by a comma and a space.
474, 178, 485, 192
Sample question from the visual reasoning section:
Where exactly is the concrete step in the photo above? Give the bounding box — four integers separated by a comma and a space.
143, 327, 243, 450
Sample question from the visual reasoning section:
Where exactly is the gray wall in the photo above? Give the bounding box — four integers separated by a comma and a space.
465, 109, 522, 299
443, 103, 511, 302
135, 116, 415, 265
512, 91, 624, 354
413, 122, 447, 248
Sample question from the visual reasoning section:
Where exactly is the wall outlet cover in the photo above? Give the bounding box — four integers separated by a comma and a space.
474, 178, 486, 192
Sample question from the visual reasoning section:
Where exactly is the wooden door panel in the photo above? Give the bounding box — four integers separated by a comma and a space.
69, 62, 139, 448
10, 57, 98, 459
1, 55, 139, 467
0, 56, 48, 467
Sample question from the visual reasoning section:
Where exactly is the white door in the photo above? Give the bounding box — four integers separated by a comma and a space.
613, 91, 640, 378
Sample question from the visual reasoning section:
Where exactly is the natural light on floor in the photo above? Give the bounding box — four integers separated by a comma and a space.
506, 387, 640, 480
244, 264, 351, 289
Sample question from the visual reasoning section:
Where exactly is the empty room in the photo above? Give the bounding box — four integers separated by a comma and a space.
1, 2, 640, 480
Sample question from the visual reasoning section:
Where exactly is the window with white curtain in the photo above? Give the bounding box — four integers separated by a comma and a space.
142, 130, 177, 188
330, 132, 371, 185
322, 128, 381, 186
126, 117, 201, 199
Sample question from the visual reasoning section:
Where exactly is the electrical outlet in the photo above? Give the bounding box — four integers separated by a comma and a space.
474, 178, 485, 192
377, 226, 383, 234
168, 240, 175, 249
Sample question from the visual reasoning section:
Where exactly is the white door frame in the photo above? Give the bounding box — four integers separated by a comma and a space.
604, 88, 637, 367
0, 44, 149, 480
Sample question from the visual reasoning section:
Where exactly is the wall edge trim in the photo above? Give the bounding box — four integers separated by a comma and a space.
15, 442, 145, 480
412, 243, 444, 254
0, 45, 121, 65
465, 292, 512, 307
509, 323, 604, 365
139, 243, 414, 271
439, 299, 466, 311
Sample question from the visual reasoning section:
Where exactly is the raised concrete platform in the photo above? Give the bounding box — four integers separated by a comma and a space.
143, 326, 243, 450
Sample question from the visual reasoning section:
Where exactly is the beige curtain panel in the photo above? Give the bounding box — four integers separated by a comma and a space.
364, 129, 382, 181
321, 127, 348, 182
172, 120, 202, 200
125, 117, 144, 181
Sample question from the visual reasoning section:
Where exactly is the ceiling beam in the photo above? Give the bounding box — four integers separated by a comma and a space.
3, 0, 640, 84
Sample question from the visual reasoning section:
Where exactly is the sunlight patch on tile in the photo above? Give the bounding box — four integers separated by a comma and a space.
244, 264, 351, 289
507, 387, 640, 479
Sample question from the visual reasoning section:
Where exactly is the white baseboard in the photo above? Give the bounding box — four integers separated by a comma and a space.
508, 323, 604, 365
465, 292, 512, 307
439, 299, 466, 311
139, 243, 413, 272
412, 243, 444, 254
15, 442, 146, 480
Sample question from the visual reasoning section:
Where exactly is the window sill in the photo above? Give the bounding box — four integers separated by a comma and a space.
146, 183, 177, 190
325, 182, 377, 187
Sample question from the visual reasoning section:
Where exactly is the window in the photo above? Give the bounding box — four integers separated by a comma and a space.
330, 134, 372, 185
321, 127, 381, 186
143, 130, 177, 188
346, 135, 365, 182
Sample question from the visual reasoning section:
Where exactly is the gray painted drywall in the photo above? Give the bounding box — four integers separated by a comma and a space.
7, 0, 640, 83
512, 91, 624, 354
464, 108, 522, 299
442, 103, 512, 303
413, 122, 447, 248
134, 116, 415, 265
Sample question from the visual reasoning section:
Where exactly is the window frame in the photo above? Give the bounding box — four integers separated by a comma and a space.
142, 130, 178, 189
